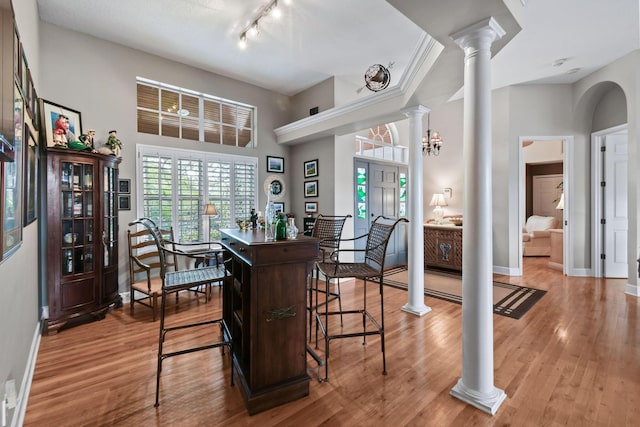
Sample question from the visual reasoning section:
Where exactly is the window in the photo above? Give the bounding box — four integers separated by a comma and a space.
355, 124, 407, 163
136, 77, 255, 148
137, 145, 258, 242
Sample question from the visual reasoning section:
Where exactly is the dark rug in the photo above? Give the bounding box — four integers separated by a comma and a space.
383, 266, 546, 319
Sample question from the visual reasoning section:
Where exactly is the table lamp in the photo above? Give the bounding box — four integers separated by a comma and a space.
429, 193, 447, 223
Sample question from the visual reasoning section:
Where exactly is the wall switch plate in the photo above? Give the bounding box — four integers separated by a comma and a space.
443, 188, 452, 199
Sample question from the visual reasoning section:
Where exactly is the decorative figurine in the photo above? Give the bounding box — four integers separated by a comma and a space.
250, 208, 258, 230
106, 130, 123, 158
78, 129, 96, 150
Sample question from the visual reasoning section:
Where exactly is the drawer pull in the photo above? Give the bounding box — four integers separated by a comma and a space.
238, 248, 246, 252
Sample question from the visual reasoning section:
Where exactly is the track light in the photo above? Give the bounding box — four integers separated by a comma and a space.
237, 0, 290, 49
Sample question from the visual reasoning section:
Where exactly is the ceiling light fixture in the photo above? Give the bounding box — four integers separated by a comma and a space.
238, 0, 289, 49
422, 113, 443, 156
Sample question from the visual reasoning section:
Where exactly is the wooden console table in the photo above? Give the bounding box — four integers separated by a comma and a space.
220, 228, 318, 415
424, 224, 463, 273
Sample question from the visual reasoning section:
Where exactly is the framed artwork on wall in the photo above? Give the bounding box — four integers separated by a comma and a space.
118, 178, 131, 194
273, 202, 285, 213
266, 155, 284, 173
40, 99, 82, 149
304, 180, 318, 198
304, 159, 318, 178
23, 125, 38, 225
118, 195, 131, 211
305, 202, 318, 214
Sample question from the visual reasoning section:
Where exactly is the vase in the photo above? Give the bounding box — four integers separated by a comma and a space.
287, 218, 298, 240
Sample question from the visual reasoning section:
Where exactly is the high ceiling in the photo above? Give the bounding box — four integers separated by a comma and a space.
36, 0, 639, 100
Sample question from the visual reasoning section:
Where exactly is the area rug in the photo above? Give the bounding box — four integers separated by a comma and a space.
383, 267, 546, 319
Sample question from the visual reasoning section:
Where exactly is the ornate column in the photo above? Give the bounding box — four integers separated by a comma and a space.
400, 105, 431, 316
449, 18, 506, 414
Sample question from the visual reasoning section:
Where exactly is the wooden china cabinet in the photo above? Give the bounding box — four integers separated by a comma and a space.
44, 148, 121, 334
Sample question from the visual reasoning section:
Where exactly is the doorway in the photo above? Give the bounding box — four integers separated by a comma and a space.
353, 158, 407, 267
519, 136, 571, 276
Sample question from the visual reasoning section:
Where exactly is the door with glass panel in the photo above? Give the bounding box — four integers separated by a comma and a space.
353, 159, 407, 266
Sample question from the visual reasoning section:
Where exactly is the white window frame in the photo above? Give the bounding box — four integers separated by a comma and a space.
136, 144, 258, 241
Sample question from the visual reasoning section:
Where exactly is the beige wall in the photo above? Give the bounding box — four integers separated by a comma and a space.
38, 21, 293, 292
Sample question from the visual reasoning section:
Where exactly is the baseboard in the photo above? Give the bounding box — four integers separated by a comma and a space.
493, 265, 520, 276
626, 283, 639, 297
9, 322, 41, 427
568, 268, 591, 277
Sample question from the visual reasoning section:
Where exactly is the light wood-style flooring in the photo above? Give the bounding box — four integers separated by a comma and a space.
24, 257, 640, 426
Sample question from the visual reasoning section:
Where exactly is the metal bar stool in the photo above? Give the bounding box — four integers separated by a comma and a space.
314, 215, 408, 382
129, 218, 234, 407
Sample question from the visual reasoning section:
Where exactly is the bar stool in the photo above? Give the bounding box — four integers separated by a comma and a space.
307, 214, 351, 343
315, 215, 408, 382
129, 218, 234, 407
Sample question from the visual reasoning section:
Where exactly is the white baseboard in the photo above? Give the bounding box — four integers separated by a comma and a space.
568, 268, 591, 277
9, 322, 41, 427
626, 283, 639, 297
493, 265, 520, 276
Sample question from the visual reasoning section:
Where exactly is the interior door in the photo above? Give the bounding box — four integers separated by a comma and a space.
603, 131, 628, 278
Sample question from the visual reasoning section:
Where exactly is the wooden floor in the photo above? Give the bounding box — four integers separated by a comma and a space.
24, 257, 640, 426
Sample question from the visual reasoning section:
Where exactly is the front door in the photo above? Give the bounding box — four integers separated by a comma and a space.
353, 159, 407, 267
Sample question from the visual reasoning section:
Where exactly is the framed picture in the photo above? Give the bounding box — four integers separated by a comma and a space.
40, 99, 82, 149
20, 45, 28, 99
25, 69, 34, 121
304, 180, 318, 198
267, 155, 284, 173
23, 125, 38, 225
13, 29, 19, 85
118, 178, 131, 194
304, 159, 318, 178
118, 195, 131, 211
31, 86, 39, 132
273, 202, 285, 213
305, 202, 318, 214
2, 84, 24, 256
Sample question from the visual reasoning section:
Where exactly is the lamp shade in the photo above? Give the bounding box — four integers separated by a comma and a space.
429, 193, 447, 207
203, 203, 218, 216
556, 193, 564, 210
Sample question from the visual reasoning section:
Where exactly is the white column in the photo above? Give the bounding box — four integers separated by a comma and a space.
400, 106, 431, 316
449, 18, 507, 415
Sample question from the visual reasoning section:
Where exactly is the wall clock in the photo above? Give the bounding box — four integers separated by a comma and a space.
264, 174, 286, 201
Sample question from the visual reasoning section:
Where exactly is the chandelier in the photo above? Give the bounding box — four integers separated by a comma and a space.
422, 114, 443, 156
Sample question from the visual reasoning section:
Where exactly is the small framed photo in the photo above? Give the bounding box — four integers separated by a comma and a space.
304, 159, 318, 178
118, 178, 131, 194
304, 180, 318, 198
273, 202, 285, 213
118, 195, 131, 211
41, 99, 82, 149
305, 202, 318, 214
267, 155, 284, 173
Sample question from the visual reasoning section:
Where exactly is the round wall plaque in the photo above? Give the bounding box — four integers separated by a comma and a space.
264, 174, 286, 200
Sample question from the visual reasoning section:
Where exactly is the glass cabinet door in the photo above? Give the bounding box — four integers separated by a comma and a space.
60, 161, 94, 275
103, 165, 117, 267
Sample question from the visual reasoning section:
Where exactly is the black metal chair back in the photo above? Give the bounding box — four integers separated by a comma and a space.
311, 214, 352, 261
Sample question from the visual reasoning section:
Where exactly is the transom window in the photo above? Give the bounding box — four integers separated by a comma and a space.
137, 144, 257, 241
136, 77, 255, 148
355, 124, 407, 163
